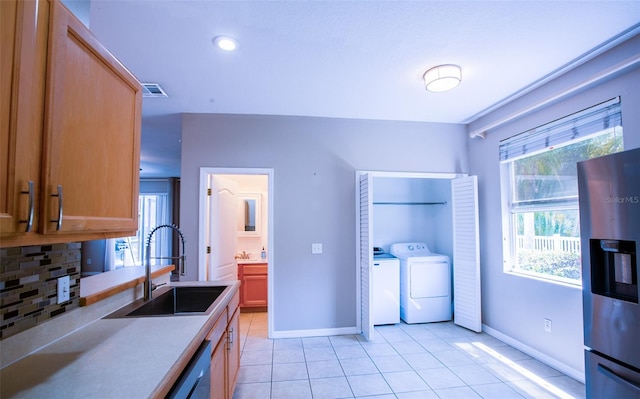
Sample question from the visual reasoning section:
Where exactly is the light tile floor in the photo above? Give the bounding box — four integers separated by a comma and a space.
233, 312, 586, 399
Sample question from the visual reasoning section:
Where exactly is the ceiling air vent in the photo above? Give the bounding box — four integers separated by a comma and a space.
141, 83, 168, 98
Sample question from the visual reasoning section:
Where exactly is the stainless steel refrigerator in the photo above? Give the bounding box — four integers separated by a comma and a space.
578, 147, 640, 399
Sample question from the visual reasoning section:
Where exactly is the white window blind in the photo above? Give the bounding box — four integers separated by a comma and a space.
499, 97, 624, 284
499, 97, 622, 162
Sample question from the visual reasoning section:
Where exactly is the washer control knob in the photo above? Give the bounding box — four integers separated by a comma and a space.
408, 245, 414, 251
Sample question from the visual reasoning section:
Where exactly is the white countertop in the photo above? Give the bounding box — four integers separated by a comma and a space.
0, 281, 240, 399
236, 259, 268, 264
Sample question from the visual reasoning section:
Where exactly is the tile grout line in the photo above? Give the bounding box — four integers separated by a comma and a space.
237, 316, 584, 399
328, 336, 358, 399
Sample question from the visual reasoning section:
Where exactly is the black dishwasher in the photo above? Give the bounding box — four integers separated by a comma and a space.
167, 340, 212, 398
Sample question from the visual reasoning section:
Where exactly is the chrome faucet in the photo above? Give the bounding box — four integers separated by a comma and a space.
144, 224, 186, 300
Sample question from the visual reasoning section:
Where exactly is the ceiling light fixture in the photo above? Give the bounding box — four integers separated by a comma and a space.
213, 36, 238, 51
423, 64, 462, 92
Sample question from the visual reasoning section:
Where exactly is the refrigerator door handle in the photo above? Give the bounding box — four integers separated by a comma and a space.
597, 363, 640, 393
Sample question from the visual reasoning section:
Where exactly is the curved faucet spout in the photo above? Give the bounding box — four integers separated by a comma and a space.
144, 224, 187, 300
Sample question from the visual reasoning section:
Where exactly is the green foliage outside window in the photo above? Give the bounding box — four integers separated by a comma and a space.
517, 249, 581, 280
516, 211, 580, 237
513, 130, 623, 204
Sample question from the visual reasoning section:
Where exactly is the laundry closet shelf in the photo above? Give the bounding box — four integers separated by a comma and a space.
373, 201, 447, 205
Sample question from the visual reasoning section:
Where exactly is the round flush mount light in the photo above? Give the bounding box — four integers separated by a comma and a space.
423, 64, 462, 92
213, 36, 238, 51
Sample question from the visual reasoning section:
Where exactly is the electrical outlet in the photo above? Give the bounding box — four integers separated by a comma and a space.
312, 243, 323, 254
544, 318, 552, 332
57, 275, 70, 304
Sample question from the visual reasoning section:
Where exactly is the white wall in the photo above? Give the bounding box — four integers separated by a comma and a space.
372, 177, 453, 258
467, 33, 640, 378
181, 115, 467, 333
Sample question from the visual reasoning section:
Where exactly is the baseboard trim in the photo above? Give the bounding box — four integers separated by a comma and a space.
482, 324, 585, 383
271, 326, 359, 339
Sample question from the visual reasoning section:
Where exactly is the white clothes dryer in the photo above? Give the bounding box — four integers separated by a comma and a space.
390, 242, 452, 324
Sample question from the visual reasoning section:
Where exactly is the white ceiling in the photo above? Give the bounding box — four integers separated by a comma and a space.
82, 1, 640, 177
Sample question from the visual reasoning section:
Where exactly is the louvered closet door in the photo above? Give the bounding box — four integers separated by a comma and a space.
452, 176, 481, 332
359, 173, 374, 340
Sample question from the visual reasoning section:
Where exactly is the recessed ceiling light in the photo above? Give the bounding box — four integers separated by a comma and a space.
213, 36, 238, 51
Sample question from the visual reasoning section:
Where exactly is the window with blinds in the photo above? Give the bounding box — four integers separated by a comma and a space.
113, 193, 170, 268
499, 97, 624, 284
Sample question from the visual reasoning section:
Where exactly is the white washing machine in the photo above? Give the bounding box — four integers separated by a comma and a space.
371, 253, 400, 325
390, 242, 451, 324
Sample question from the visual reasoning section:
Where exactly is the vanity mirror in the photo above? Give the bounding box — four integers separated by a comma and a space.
238, 194, 261, 236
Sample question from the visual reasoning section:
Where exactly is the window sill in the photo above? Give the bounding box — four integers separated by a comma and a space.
504, 270, 582, 289
79, 264, 175, 306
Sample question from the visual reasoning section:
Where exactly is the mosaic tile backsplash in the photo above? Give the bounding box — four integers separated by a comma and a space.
0, 243, 81, 340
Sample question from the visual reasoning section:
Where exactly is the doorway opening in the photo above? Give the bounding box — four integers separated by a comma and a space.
198, 167, 274, 338
356, 171, 480, 340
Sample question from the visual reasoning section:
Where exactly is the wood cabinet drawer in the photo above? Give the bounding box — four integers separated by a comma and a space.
206, 307, 228, 344
241, 264, 267, 275
228, 289, 240, 321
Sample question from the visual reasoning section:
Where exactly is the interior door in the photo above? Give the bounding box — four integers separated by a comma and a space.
207, 175, 238, 281
452, 176, 481, 332
358, 173, 374, 340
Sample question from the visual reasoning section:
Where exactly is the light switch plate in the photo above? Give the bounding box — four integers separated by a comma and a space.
312, 243, 323, 254
57, 275, 70, 304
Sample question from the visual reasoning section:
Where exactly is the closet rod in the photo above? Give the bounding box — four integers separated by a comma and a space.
373, 201, 447, 205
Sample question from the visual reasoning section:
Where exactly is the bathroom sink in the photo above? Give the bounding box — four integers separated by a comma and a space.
105, 285, 228, 318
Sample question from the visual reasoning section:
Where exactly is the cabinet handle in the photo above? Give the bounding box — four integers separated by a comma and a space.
227, 327, 234, 350
19, 181, 35, 232
51, 185, 63, 231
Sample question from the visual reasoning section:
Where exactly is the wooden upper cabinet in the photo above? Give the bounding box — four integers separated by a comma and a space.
41, 0, 141, 235
0, 0, 48, 239
0, 0, 142, 247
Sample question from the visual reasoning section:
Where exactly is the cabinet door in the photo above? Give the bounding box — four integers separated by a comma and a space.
40, 0, 141, 235
227, 308, 240, 399
243, 275, 268, 307
210, 332, 227, 399
237, 264, 244, 306
0, 0, 47, 238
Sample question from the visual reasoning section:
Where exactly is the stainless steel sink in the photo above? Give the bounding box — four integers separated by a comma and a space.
105, 285, 228, 318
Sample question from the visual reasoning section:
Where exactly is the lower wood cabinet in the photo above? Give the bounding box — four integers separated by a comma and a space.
209, 289, 240, 399
238, 263, 268, 310
226, 308, 240, 398
210, 332, 226, 399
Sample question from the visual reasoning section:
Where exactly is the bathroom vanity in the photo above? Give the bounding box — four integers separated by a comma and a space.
238, 262, 268, 311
